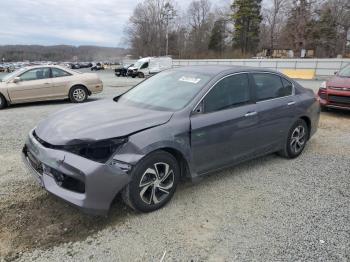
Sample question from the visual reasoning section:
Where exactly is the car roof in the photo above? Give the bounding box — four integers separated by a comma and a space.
173, 65, 279, 76
17, 65, 73, 72
23, 65, 61, 69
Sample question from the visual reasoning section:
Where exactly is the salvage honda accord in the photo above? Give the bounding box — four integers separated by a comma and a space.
22, 66, 320, 215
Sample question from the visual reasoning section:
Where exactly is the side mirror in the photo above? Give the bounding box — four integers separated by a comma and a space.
13, 77, 21, 83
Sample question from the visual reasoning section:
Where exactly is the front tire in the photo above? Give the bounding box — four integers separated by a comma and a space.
69, 86, 88, 103
122, 150, 180, 212
0, 94, 7, 109
138, 72, 144, 78
278, 119, 309, 159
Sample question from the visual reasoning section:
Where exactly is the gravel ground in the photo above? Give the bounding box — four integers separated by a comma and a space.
0, 70, 349, 261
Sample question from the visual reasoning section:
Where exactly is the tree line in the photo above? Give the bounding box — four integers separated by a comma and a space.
0, 45, 127, 62
125, 0, 350, 58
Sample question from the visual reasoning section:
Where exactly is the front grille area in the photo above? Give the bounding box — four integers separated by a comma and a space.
319, 93, 327, 99
329, 86, 350, 92
328, 95, 350, 105
23, 146, 43, 175
27, 133, 86, 194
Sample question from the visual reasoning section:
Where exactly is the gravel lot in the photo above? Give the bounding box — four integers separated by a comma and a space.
0, 70, 349, 261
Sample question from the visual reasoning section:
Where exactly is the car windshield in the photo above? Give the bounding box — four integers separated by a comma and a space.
1, 67, 27, 82
338, 65, 350, 77
118, 70, 211, 111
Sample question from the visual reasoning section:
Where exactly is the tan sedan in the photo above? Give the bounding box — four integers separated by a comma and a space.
0, 65, 103, 109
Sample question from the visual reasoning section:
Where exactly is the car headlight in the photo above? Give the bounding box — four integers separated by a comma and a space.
63, 137, 128, 163
320, 81, 327, 89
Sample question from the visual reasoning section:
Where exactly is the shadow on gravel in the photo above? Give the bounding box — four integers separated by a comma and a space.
3, 98, 101, 111
0, 154, 277, 260
0, 190, 134, 260
321, 108, 350, 118
0, 153, 298, 260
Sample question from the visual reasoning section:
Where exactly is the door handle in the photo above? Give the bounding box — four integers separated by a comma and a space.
287, 101, 296, 106
244, 111, 257, 117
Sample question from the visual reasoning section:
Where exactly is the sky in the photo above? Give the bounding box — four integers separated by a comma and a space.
0, 0, 195, 48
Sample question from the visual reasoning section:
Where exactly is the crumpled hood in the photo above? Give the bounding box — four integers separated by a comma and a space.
35, 99, 173, 145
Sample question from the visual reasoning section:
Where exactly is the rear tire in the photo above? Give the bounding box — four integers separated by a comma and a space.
0, 94, 7, 109
69, 86, 88, 103
278, 119, 309, 159
122, 150, 180, 212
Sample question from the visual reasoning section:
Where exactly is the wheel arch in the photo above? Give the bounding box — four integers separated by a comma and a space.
0, 91, 9, 106
160, 147, 191, 180
299, 115, 311, 140
69, 84, 91, 96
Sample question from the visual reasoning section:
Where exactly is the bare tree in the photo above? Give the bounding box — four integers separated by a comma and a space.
126, 0, 178, 57
263, 0, 289, 49
124, 0, 349, 58
187, 0, 215, 57
325, 0, 350, 55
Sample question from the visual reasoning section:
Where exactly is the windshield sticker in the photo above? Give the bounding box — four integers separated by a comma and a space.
179, 76, 201, 84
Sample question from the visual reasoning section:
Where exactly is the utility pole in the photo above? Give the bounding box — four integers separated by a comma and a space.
163, 2, 176, 56
166, 14, 169, 56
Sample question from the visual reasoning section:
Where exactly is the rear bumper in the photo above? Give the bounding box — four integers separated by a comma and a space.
89, 82, 103, 95
22, 130, 131, 215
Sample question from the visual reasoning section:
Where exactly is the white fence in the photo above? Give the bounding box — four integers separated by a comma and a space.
122, 58, 350, 77
172, 59, 350, 77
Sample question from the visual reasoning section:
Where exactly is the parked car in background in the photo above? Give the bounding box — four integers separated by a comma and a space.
1, 64, 15, 73
22, 66, 319, 215
70, 63, 80, 69
79, 62, 93, 68
91, 62, 105, 71
115, 63, 134, 77
318, 64, 350, 110
127, 57, 172, 78
0, 65, 103, 109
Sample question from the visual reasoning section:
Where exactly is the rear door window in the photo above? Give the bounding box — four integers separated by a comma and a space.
252, 73, 291, 101
281, 78, 293, 96
52, 68, 71, 78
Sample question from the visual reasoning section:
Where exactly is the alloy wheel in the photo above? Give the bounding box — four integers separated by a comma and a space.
73, 88, 86, 102
139, 162, 175, 205
290, 125, 306, 154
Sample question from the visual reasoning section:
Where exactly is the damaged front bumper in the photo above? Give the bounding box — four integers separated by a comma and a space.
22, 130, 131, 215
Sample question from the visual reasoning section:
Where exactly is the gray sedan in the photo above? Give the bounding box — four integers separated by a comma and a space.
22, 66, 320, 215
